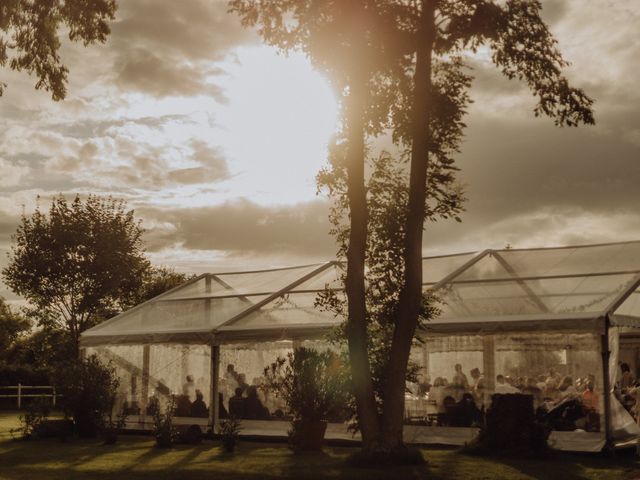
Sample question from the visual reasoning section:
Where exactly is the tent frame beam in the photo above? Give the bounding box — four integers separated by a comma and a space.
601, 315, 613, 452
491, 251, 550, 313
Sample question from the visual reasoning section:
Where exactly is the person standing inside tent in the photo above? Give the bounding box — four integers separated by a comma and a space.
183, 375, 196, 402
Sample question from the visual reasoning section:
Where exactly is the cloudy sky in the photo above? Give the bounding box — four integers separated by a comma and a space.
1, 0, 639, 302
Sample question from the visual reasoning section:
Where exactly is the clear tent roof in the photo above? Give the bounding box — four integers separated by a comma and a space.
81, 241, 640, 346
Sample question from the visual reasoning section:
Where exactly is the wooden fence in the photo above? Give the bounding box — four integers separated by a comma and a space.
0, 385, 58, 408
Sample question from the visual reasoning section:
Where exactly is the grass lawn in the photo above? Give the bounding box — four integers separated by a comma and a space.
1, 411, 639, 480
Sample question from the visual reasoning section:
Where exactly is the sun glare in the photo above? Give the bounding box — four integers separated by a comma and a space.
216, 45, 339, 205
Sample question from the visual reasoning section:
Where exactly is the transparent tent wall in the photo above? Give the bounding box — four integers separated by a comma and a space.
408, 332, 604, 433
87, 343, 212, 421
218, 339, 339, 422
86, 345, 145, 415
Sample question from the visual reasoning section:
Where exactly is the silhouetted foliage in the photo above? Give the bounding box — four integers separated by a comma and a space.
126, 266, 191, 307
231, 0, 594, 457
149, 395, 178, 448
2, 194, 150, 353
218, 416, 242, 453
262, 347, 349, 423
0, 297, 29, 354
317, 151, 449, 429
53, 354, 120, 438
0, 0, 117, 100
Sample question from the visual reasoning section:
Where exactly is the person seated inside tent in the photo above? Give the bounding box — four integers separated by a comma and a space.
452, 363, 469, 390
521, 377, 543, 408
542, 377, 560, 403
557, 375, 578, 401
183, 375, 196, 402
469, 368, 482, 390
237, 373, 249, 394
191, 389, 208, 418
229, 387, 245, 418
175, 393, 192, 417
430, 377, 449, 413
620, 362, 635, 391
244, 386, 270, 420
494, 374, 519, 394
218, 392, 229, 419
474, 377, 490, 411
218, 363, 238, 398
580, 379, 600, 430
442, 392, 481, 427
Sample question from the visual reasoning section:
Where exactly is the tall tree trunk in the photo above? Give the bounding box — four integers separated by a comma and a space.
381, 0, 436, 451
344, 83, 382, 451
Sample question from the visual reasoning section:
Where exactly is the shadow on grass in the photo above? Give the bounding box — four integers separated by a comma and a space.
2, 432, 639, 480
461, 449, 640, 480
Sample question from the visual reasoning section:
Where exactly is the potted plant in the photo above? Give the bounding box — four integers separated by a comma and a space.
262, 347, 348, 452
218, 416, 242, 453
149, 396, 178, 448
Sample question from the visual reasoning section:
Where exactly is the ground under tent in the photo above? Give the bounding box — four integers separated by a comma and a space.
80, 240, 640, 452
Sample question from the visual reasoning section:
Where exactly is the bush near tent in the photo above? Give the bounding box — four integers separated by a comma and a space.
463, 393, 551, 458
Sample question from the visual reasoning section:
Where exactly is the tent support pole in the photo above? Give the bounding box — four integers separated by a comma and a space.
482, 335, 495, 391
140, 345, 150, 423
601, 315, 613, 452
209, 344, 220, 434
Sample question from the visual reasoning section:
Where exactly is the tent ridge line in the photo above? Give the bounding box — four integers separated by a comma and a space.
210, 261, 337, 332
207, 262, 326, 276
491, 238, 640, 253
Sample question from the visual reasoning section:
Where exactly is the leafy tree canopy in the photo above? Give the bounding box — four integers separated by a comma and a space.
0, 297, 30, 354
2, 194, 150, 352
126, 266, 192, 308
0, 0, 117, 100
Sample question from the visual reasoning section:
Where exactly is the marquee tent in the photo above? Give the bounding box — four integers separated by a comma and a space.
80, 240, 640, 451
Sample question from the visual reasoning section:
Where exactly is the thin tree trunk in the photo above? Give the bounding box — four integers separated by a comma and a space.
344, 84, 382, 451
381, 0, 436, 450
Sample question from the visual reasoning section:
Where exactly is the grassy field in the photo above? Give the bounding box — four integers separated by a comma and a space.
1, 411, 639, 480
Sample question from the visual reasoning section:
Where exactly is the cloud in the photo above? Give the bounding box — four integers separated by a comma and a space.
114, 48, 225, 99
0, 157, 30, 188
139, 199, 334, 256
425, 207, 640, 255
108, 0, 256, 98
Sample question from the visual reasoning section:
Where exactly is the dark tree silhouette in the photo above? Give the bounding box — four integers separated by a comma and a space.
2, 195, 149, 353
233, 0, 595, 459
0, 297, 29, 354
0, 0, 117, 100
127, 266, 191, 307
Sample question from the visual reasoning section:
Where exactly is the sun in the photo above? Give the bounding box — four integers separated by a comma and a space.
216, 45, 340, 205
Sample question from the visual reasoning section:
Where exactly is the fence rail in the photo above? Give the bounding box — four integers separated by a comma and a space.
0, 385, 58, 408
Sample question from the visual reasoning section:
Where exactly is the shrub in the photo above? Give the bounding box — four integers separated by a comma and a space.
463, 393, 551, 458
262, 347, 349, 423
218, 416, 241, 453
262, 347, 349, 452
53, 355, 120, 438
10, 398, 50, 440
150, 396, 178, 448
102, 409, 128, 445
